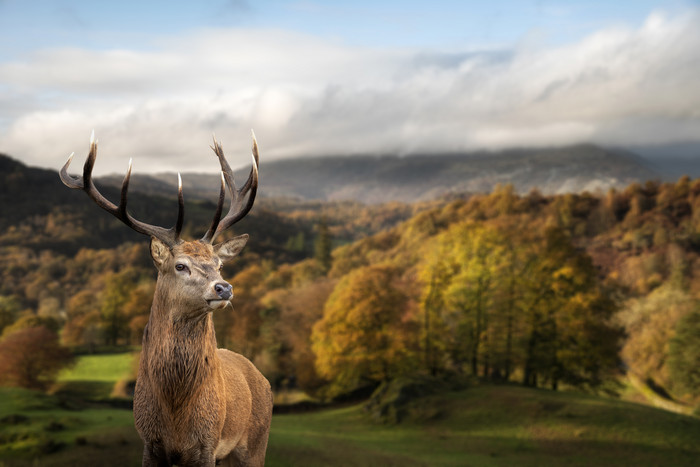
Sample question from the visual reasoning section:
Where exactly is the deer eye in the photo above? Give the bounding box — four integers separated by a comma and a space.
175, 263, 189, 273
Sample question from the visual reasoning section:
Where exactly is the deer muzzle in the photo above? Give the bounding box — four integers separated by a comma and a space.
214, 282, 233, 300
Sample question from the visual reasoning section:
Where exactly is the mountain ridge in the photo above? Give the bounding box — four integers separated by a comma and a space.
95, 144, 662, 204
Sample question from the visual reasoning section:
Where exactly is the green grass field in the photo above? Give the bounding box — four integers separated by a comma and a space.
1, 352, 699, 466
0, 386, 140, 466
0, 352, 140, 466
54, 352, 136, 401
58, 353, 135, 384
267, 386, 700, 467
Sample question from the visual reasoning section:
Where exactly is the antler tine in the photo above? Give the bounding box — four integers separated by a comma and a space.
201, 133, 259, 244
59, 132, 183, 247
118, 158, 133, 218
59, 153, 83, 189
201, 172, 226, 243
175, 173, 184, 238
214, 151, 258, 238
241, 130, 260, 193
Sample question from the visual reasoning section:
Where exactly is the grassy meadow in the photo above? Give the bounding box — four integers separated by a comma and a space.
0, 351, 140, 466
268, 386, 700, 467
0, 353, 699, 466
55, 352, 136, 401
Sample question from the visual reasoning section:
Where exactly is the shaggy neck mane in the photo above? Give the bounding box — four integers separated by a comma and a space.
143, 287, 219, 413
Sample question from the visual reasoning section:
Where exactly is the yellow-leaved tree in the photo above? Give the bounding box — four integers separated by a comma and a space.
311, 265, 415, 397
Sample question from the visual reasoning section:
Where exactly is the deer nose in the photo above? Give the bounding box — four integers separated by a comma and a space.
214, 282, 233, 300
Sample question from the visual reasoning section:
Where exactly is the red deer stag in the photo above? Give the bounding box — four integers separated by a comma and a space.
60, 131, 272, 467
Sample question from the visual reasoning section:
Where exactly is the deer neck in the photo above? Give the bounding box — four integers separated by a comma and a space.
142, 284, 220, 409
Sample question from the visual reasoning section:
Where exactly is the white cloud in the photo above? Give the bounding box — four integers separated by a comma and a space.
1, 9, 699, 174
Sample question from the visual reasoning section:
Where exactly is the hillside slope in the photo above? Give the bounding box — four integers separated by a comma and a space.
269, 384, 700, 467
0, 154, 311, 261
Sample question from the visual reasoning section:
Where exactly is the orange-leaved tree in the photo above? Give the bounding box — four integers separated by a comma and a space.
312, 265, 415, 397
0, 326, 74, 391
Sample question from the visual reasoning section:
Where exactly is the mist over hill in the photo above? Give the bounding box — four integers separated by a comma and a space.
0, 143, 671, 208
98, 144, 662, 204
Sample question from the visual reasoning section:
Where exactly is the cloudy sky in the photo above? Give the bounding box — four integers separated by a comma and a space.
1, 0, 699, 174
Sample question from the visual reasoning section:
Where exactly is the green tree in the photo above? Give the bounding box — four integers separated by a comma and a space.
0, 295, 22, 335
419, 229, 457, 373
668, 307, 700, 400
419, 222, 511, 377
491, 221, 538, 381
314, 217, 333, 274
443, 223, 506, 376
554, 290, 621, 389
520, 227, 620, 390
286, 232, 306, 253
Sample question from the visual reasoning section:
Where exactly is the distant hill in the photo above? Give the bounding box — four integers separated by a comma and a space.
629, 141, 700, 180
98, 144, 662, 204
0, 154, 312, 261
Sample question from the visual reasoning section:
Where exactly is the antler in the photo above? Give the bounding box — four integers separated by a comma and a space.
59, 131, 185, 248
201, 131, 259, 244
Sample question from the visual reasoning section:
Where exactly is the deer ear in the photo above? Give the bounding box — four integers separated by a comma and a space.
215, 234, 248, 263
150, 237, 171, 267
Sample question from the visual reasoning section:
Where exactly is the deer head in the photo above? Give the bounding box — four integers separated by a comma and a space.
60, 131, 259, 319
150, 235, 248, 319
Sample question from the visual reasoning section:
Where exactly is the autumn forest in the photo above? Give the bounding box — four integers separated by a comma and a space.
1, 153, 700, 414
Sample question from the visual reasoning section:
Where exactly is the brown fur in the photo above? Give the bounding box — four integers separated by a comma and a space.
180, 241, 214, 258
134, 239, 272, 467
